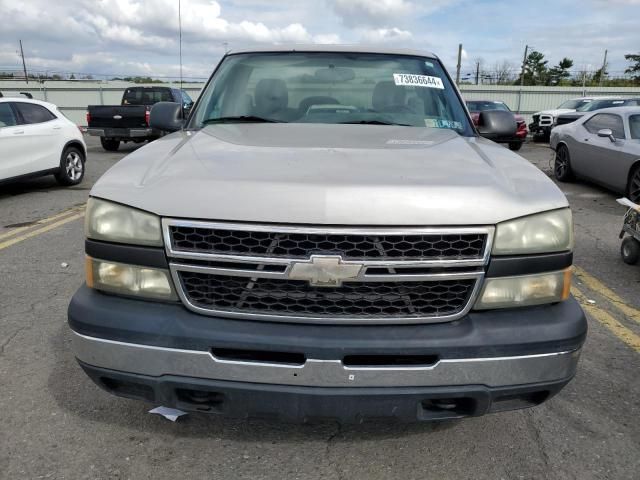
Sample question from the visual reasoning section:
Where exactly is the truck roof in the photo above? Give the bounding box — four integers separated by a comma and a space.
227, 44, 438, 59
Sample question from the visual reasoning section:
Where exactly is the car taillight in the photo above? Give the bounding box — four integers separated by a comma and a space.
85, 111, 90, 125
145, 109, 150, 126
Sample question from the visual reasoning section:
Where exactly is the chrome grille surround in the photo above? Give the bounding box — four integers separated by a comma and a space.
163, 219, 494, 324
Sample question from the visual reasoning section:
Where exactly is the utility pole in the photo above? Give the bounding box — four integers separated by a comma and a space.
455, 43, 462, 85
19, 40, 28, 84
178, 0, 183, 91
519, 44, 529, 87
599, 49, 608, 87
475, 61, 480, 85
517, 44, 528, 114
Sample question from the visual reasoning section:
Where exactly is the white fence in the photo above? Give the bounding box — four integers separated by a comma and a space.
2, 80, 639, 125
0, 80, 204, 125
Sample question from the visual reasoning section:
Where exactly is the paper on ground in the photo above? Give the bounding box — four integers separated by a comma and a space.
617, 197, 640, 211
149, 406, 187, 422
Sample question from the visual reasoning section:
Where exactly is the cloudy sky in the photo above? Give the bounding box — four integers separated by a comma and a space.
0, 0, 639, 80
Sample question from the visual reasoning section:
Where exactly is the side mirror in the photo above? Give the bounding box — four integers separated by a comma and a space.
150, 102, 184, 132
597, 128, 615, 142
476, 110, 517, 139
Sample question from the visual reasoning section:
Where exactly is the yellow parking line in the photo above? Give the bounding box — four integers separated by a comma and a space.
572, 286, 640, 353
0, 204, 86, 241
574, 265, 640, 325
0, 212, 85, 251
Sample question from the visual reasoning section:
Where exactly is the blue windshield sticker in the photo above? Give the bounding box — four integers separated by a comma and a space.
424, 118, 463, 130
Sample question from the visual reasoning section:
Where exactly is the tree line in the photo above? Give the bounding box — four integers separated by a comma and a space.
461, 51, 640, 87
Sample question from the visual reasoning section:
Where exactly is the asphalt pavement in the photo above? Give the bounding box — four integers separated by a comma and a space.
0, 137, 638, 480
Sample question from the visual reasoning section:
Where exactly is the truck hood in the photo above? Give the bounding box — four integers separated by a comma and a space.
534, 108, 576, 117
91, 123, 568, 226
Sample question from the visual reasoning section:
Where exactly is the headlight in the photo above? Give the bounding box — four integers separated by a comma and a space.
475, 269, 571, 310
86, 257, 177, 301
492, 209, 573, 255
85, 197, 162, 246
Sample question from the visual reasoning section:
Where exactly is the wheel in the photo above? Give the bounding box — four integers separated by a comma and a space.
621, 236, 640, 265
55, 146, 85, 186
100, 137, 120, 151
554, 144, 574, 182
508, 142, 523, 151
627, 165, 640, 204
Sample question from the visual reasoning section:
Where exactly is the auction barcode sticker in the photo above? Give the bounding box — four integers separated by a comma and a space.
393, 74, 444, 89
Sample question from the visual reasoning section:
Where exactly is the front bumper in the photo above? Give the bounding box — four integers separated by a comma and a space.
529, 123, 552, 137
86, 127, 154, 138
68, 286, 586, 421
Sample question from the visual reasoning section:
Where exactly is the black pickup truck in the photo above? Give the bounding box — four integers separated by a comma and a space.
86, 86, 193, 151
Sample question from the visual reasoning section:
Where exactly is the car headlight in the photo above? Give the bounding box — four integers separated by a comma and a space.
86, 257, 177, 301
492, 209, 573, 255
85, 197, 162, 246
475, 269, 571, 310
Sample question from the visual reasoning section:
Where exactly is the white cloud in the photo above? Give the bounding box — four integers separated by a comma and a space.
330, 0, 414, 27
361, 27, 413, 44
313, 33, 342, 44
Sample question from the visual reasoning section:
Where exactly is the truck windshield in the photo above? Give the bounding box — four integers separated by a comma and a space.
558, 99, 591, 109
576, 99, 626, 112
466, 101, 510, 112
190, 52, 473, 135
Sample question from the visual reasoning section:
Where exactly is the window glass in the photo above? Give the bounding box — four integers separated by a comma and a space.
558, 99, 591, 109
122, 88, 173, 105
190, 52, 474, 135
466, 101, 510, 112
629, 115, 640, 140
0, 103, 18, 127
577, 99, 626, 112
181, 90, 193, 104
14, 102, 56, 124
583, 113, 625, 139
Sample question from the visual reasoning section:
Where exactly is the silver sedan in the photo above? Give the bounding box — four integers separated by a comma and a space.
550, 107, 640, 202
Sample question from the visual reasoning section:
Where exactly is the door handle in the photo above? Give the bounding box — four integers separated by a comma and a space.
52, 126, 62, 130
584, 138, 589, 141
13, 130, 25, 135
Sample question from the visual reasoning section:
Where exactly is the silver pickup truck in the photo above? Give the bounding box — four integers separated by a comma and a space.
68, 46, 586, 423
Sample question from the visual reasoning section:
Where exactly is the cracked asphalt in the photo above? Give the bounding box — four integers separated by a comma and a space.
0, 137, 638, 480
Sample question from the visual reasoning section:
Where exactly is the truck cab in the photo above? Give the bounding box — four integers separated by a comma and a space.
86, 86, 193, 151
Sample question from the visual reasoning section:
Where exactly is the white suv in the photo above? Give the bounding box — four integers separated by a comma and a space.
0, 98, 87, 186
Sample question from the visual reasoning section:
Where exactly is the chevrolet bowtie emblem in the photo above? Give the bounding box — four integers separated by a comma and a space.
288, 255, 363, 287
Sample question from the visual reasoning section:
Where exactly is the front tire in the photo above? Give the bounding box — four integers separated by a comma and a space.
627, 165, 640, 204
55, 146, 85, 186
621, 237, 640, 265
508, 142, 523, 151
100, 138, 120, 151
554, 144, 574, 182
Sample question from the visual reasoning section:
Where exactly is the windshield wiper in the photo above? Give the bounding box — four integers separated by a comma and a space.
202, 115, 285, 124
338, 119, 413, 126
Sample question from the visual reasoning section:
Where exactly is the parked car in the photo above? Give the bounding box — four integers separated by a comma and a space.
555, 97, 640, 126
69, 45, 585, 423
466, 100, 528, 150
530, 97, 615, 141
0, 97, 86, 186
86, 86, 193, 151
550, 106, 640, 203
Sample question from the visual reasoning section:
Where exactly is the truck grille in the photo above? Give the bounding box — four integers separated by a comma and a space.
164, 220, 492, 324
178, 272, 476, 319
169, 226, 487, 260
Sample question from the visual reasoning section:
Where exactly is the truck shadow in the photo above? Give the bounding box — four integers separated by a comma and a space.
47, 322, 462, 442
